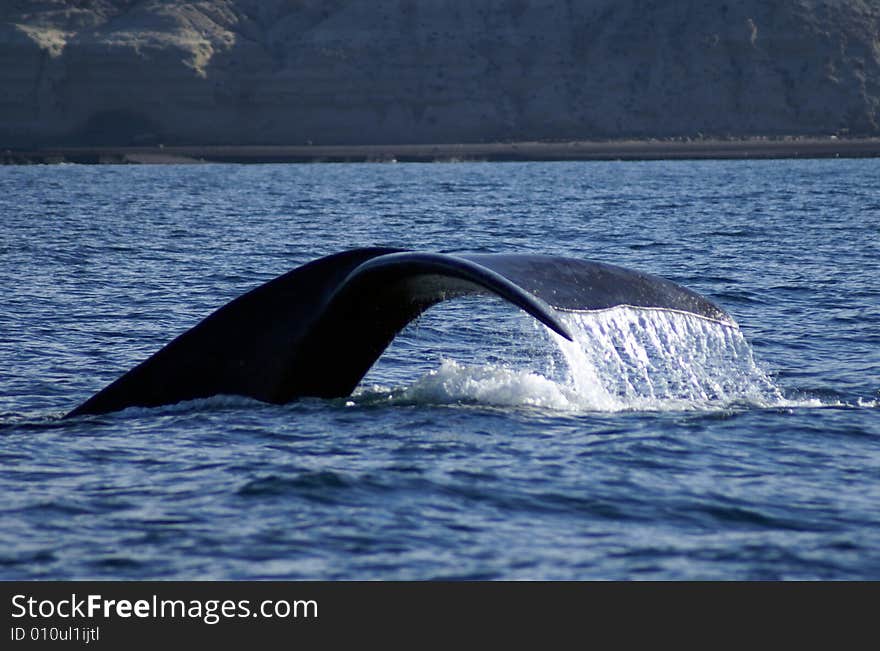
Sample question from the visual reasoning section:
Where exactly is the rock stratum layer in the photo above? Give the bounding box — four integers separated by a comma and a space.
2, 0, 879, 147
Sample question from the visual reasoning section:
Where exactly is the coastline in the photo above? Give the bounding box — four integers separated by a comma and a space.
4, 137, 880, 165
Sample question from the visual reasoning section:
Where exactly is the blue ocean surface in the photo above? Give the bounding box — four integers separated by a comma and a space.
0, 159, 878, 580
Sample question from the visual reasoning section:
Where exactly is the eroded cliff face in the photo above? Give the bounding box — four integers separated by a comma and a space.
2, 0, 879, 146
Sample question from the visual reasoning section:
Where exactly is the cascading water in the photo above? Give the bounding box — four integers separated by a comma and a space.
367, 306, 787, 412
548, 307, 785, 411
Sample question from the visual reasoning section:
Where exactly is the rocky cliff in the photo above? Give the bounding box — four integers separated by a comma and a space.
2, 0, 879, 146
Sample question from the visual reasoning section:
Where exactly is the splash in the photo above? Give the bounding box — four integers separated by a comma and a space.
359, 306, 789, 412
397, 359, 581, 410
549, 308, 786, 411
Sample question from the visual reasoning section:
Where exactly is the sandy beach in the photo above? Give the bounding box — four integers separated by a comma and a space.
4, 137, 880, 165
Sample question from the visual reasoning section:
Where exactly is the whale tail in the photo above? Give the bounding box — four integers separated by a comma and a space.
66, 248, 734, 417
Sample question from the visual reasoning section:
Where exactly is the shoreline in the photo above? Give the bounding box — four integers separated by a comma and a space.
4, 137, 880, 165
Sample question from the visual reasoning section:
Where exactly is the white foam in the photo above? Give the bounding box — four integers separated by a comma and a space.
358, 306, 801, 413
398, 358, 605, 411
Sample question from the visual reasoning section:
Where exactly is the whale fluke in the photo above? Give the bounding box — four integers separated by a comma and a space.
66, 248, 734, 417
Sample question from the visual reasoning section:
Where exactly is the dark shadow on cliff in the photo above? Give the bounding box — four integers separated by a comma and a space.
75, 109, 164, 146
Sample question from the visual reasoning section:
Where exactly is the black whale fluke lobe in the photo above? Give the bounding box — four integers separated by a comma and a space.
66, 248, 734, 417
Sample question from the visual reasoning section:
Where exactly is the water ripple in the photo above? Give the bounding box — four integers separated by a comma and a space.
1, 159, 879, 579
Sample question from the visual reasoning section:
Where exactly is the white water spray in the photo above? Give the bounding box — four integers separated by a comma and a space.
368, 306, 788, 412
548, 308, 785, 410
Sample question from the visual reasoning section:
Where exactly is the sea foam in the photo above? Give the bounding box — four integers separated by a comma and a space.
361, 307, 791, 412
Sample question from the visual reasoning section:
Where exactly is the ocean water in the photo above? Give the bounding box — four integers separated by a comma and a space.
0, 159, 878, 580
